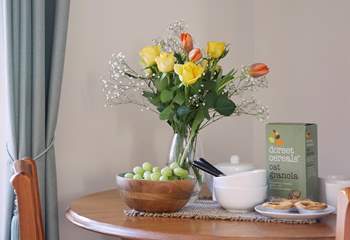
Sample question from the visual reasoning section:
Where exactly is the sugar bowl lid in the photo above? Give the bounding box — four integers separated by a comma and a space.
215, 155, 254, 175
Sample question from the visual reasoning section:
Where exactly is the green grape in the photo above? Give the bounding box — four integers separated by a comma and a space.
168, 175, 178, 181
124, 173, 134, 179
150, 172, 161, 181
133, 166, 144, 175
133, 174, 143, 180
169, 162, 179, 169
173, 167, 189, 178
161, 167, 173, 177
143, 171, 152, 180
152, 166, 161, 173
142, 162, 153, 172
159, 175, 168, 181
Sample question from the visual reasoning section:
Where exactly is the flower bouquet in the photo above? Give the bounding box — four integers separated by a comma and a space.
102, 21, 269, 183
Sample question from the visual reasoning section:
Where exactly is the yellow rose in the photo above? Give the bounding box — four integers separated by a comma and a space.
155, 52, 175, 73
174, 62, 204, 86
207, 41, 226, 59
139, 45, 160, 67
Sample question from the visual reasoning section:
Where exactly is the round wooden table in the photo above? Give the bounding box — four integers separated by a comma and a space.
65, 189, 336, 240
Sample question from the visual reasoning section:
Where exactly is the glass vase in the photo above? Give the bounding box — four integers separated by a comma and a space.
168, 133, 204, 200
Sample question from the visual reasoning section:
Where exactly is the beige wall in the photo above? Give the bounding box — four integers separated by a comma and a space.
57, 0, 254, 239
57, 0, 350, 239
252, 0, 350, 177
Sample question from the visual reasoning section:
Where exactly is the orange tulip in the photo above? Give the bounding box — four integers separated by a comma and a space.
189, 48, 202, 62
180, 32, 193, 52
249, 63, 269, 78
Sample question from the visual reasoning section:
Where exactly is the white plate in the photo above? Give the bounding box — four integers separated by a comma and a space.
255, 204, 335, 220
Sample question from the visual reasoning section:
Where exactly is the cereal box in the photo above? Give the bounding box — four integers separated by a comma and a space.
266, 123, 318, 200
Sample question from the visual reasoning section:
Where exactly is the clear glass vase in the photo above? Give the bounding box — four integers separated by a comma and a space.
168, 133, 204, 200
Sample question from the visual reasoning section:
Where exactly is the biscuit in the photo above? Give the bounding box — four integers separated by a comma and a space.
262, 200, 294, 210
295, 200, 327, 210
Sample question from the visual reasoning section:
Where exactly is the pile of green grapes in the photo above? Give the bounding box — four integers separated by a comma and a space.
124, 162, 189, 181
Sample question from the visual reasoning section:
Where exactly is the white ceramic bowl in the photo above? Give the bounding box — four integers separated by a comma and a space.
213, 169, 267, 188
325, 176, 350, 209
214, 185, 267, 212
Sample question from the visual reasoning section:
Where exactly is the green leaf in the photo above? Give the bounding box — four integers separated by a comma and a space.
174, 52, 184, 64
149, 95, 161, 106
150, 65, 158, 73
204, 80, 216, 90
205, 92, 217, 108
160, 72, 167, 81
159, 77, 169, 91
216, 68, 236, 92
203, 71, 211, 81
159, 105, 174, 120
172, 72, 182, 85
173, 91, 185, 105
191, 109, 205, 134
143, 91, 161, 107
214, 95, 236, 116
191, 81, 202, 93
203, 107, 210, 120
173, 114, 181, 124
154, 74, 169, 91
176, 106, 191, 117
142, 91, 154, 98
216, 68, 223, 80
160, 89, 174, 103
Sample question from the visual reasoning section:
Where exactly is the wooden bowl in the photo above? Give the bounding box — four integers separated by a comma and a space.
116, 174, 195, 213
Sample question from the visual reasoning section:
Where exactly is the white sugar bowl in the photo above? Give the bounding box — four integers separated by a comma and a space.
206, 155, 255, 193
215, 155, 255, 175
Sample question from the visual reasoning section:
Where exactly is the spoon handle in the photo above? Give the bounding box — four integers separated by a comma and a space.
191, 161, 220, 177
198, 158, 226, 176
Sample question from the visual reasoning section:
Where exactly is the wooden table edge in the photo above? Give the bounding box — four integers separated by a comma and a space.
64, 189, 336, 240
65, 207, 220, 240
65, 208, 148, 239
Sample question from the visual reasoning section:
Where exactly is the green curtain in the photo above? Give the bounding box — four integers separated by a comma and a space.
3, 0, 70, 239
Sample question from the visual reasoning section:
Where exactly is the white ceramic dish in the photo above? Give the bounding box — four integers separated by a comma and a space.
324, 176, 350, 209
255, 204, 335, 220
214, 185, 267, 212
213, 169, 267, 188
259, 205, 296, 214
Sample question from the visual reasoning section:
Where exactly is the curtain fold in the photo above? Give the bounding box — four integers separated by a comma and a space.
3, 0, 70, 240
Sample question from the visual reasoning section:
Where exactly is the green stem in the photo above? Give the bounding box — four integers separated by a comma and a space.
185, 86, 189, 99
165, 73, 170, 86
178, 133, 196, 167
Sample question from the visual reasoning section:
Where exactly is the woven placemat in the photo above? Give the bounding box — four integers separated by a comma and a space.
124, 200, 317, 224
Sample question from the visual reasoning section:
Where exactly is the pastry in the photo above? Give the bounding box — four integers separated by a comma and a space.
295, 200, 327, 210
262, 199, 294, 210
